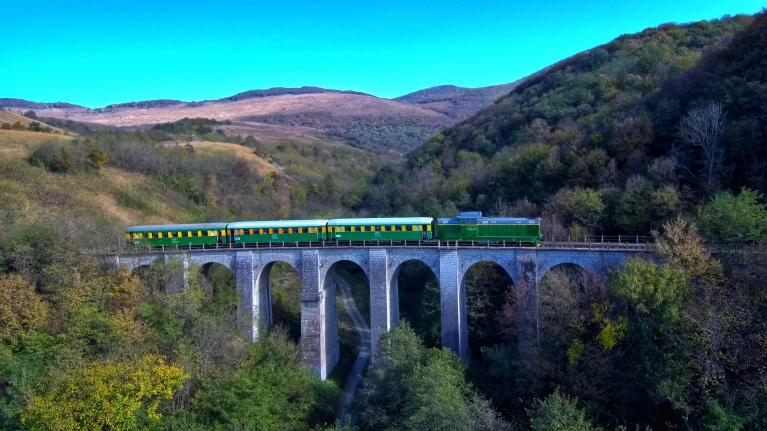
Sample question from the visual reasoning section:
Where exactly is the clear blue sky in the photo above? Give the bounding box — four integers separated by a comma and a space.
1, 0, 763, 108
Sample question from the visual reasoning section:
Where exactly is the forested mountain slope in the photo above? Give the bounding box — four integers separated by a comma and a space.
362, 14, 760, 237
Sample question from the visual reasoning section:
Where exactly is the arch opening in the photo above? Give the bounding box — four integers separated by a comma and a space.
394, 260, 440, 348
199, 263, 238, 317
130, 257, 179, 294
323, 260, 371, 382
262, 261, 303, 343
462, 262, 515, 356
536, 263, 606, 387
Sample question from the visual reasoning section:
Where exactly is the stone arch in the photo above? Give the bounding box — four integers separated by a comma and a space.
253, 259, 303, 335
459, 260, 516, 355
538, 260, 591, 287
320, 253, 370, 287
390, 258, 440, 345
190, 254, 235, 277
121, 254, 164, 272
457, 254, 515, 287
322, 259, 372, 375
536, 249, 615, 286
126, 255, 171, 293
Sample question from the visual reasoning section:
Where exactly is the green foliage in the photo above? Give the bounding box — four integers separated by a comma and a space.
362, 14, 759, 232
697, 187, 767, 243
87, 149, 108, 169
27, 122, 53, 133
528, 389, 602, 431
612, 259, 689, 322
191, 329, 339, 430
546, 188, 605, 231
358, 323, 512, 431
28, 141, 79, 173
22, 354, 186, 431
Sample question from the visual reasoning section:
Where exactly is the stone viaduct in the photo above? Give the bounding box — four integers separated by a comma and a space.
110, 244, 648, 380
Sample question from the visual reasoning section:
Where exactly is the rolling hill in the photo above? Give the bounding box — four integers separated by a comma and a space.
2, 84, 516, 153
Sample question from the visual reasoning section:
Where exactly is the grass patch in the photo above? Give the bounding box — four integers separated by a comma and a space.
116, 188, 153, 213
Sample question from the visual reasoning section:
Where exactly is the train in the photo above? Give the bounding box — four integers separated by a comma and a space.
125, 212, 542, 247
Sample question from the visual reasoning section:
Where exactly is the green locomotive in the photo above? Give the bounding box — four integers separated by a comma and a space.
436, 212, 541, 244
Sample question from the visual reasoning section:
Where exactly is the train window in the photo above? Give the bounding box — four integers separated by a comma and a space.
222, 230, 227, 236
124, 233, 130, 240
148, 233, 153, 238
297, 228, 302, 234
381, 226, 387, 232
322, 227, 326, 233
160, 232, 165, 238
288, 228, 292, 234
278, 228, 283, 234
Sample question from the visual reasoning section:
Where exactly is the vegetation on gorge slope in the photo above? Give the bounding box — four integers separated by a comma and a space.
362, 13, 765, 240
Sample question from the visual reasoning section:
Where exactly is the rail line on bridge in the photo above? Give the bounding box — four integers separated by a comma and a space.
114, 237, 650, 255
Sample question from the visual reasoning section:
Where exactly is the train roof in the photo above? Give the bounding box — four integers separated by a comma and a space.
328, 217, 433, 226
437, 217, 540, 224
126, 223, 229, 232
227, 219, 329, 229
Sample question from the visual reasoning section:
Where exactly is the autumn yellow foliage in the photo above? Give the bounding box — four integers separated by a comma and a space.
0, 274, 49, 343
22, 354, 187, 431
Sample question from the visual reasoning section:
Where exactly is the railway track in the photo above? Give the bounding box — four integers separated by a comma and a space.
110, 238, 650, 255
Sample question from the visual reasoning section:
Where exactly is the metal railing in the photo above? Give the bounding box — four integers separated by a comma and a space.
109, 237, 651, 255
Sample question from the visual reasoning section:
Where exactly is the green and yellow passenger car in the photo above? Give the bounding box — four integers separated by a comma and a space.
327, 217, 433, 241
126, 223, 230, 247
228, 220, 329, 244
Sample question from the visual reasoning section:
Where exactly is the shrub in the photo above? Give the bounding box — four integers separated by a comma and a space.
528, 389, 602, 431
28, 141, 78, 173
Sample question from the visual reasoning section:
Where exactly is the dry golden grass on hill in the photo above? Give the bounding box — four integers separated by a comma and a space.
0, 130, 199, 228
30, 93, 448, 128
173, 140, 280, 175
0, 110, 66, 133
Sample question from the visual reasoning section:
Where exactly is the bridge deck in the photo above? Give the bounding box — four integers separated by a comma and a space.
112, 239, 648, 255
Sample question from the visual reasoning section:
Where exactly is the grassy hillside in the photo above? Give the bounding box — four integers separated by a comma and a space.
361, 14, 757, 237
0, 109, 65, 133
9, 81, 519, 154
0, 123, 381, 252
